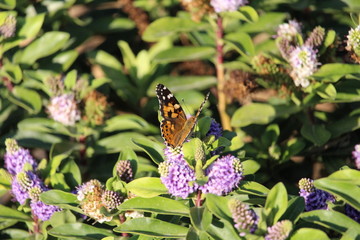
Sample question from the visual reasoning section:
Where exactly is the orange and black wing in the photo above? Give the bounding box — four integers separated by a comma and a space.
156, 84, 187, 147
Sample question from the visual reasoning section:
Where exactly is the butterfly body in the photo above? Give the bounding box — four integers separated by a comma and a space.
156, 84, 209, 148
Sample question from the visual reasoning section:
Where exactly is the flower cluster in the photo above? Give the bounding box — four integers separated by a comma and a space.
207, 118, 223, 139
116, 160, 134, 183
289, 45, 320, 88
0, 15, 16, 38
275, 22, 324, 88
47, 93, 80, 126
299, 178, 334, 211
229, 199, 258, 236
344, 204, 360, 223
347, 25, 360, 55
210, 0, 248, 13
276, 20, 301, 41
352, 144, 360, 169
76, 179, 123, 223
5, 139, 60, 221
159, 146, 243, 198
158, 148, 198, 199
200, 155, 243, 195
265, 220, 293, 240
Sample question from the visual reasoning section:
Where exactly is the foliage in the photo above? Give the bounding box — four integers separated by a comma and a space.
0, 0, 360, 239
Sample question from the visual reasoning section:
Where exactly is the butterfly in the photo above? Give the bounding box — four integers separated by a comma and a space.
156, 84, 210, 148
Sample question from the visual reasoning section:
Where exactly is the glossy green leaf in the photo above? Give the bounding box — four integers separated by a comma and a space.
87, 17, 135, 33
118, 197, 189, 216
242, 160, 261, 175
153, 46, 215, 63
190, 207, 212, 231
314, 169, 360, 210
51, 50, 78, 71
11, 86, 42, 114
231, 103, 276, 127
291, 228, 330, 240
205, 194, 233, 223
280, 197, 305, 222
64, 69, 77, 90
237, 181, 269, 196
40, 190, 81, 213
264, 182, 288, 225
240, 12, 286, 33
225, 31, 255, 56
328, 115, 360, 138
0, 205, 31, 222
18, 31, 70, 65
132, 137, 165, 165
143, 17, 208, 42
95, 132, 146, 154
206, 219, 242, 240
126, 177, 168, 198
301, 210, 360, 235
49, 223, 116, 239
104, 114, 158, 134
313, 64, 360, 82
316, 83, 337, 99
300, 123, 331, 146
114, 218, 188, 238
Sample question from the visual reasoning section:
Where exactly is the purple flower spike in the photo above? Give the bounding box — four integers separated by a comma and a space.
352, 144, 360, 169
299, 178, 334, 211
206, 119, 222, 139
30, 201, 60, 221
265, 220, 293, 240
47, 93, 80, 126
200, 155, 243, 195
5, 139, 38, 175
159, 147, 197, 198
345, 204, 360, 223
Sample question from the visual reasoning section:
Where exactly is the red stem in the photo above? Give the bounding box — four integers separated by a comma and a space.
119, 214, 129, 237
195, 190, 203, 207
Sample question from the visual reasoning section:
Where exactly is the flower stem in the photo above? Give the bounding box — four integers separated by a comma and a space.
119, 214, 129, 237
195, 190, 203, 207
215, 16, 231, 130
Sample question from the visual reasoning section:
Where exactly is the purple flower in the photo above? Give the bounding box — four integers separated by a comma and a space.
11, 171, 44, 205
299, 178, 334, 211
47, 93, 80, 126
210, 0, 248, 13
345, 204, 360, 223
229, 199, 258, 236
265, 220, 293, 240
159, 147, 197, 198
11, 179, 29, 205
5, 139, 38, 175
207, 119, 222, 139
289, 45, 320, 88
276, 20, 301, 40
101, 190, 123, 210
30, 201, 60, 221
199, 155, 243, 195
116, 160, 134, 183
352, 144, 360, 169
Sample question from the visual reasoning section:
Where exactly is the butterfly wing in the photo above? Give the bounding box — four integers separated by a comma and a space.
156, 84, 187, 147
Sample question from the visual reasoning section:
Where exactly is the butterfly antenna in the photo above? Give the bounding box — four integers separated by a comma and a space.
195, 91, 210, 118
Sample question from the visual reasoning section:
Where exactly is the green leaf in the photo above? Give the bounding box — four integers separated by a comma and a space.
261, 124, 280, 148
126, 177, 168, 198
18, 31, 70, 65
51, 50, 79, 71
18, 14, 45, 39
314, 169, 360, 210
328, 115, 360, 138
223, 6, 259, 23
236, 181, 269, 197
316, 83, 337, 99
143, 17, 208, 42
280, 197, 305, 222
0, 205, 31, 222
231, 103, 276, 127
132, 138, 165, 165
225, 31, 255, 56
264, 182, 288, 225
48, 223, 116, 239
114, 218, 188, 238
87, 17, 135, 33
206, 219, 242, 240
205, 194, 233, 223
190, 207, 212, 231
291, 228, 330, 240
153, 46, 215, 63
11, 86, 42, 114
148, 76, 216, 96
0, 0, 15, 9
281, 138, 306, 161
104, 114, 158, 134
0, 220, 18, 231
118, 197, 189, 216
313, 63, 360, 82
95, 132, 147, 154
240, 12, 286, 33
301, 210, 360, 235
242, 160, 261, 175
64, 69, 77, 90
300, 123, 331, 146
40, 190, 81, 213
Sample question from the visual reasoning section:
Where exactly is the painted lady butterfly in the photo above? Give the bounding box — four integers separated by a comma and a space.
156, 84, 209, 148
